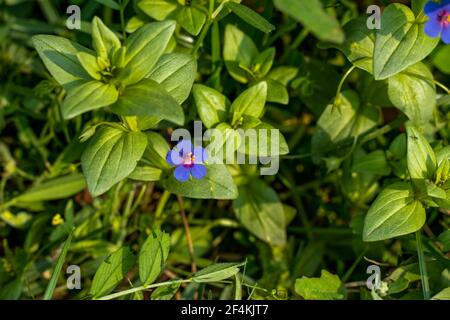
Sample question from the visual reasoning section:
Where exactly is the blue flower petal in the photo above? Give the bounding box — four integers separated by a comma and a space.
175, 140, 193, 155
190, 164, 207, 179
424, 18, 443, 37
174, 166, 190, 182
425, 0, 444, 15
193, 146, 208, 163
442, 25, 450, 44
166, 150, 183, 166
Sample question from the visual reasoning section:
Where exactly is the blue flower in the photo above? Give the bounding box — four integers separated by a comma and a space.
424, 0, 450, 44
166, 140, 208, 182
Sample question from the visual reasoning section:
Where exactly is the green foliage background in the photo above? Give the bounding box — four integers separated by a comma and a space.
0, 0, 449, 300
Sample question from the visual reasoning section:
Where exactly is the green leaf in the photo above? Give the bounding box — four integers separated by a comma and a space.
128, 166, 162, 181
274, 0, 344, 44
294, 60, 341, 116
120, 20, 176, 85
224, 2, 275, 33
147, 53, 197, 104
139, 229, 170, 286
230, 81, 267, 125
81, 126, 147, 196
177, 6, 206, 36
233, 180, 286, 246
163, 164, 238, 200
373, 3, 439, 80
43, 230, 73, 300
32, 35, 93, 89
311, 90, 379, 158
332, 17, 375, 74
223, 24, 259, 84
438, 230, 450, 252
95, 0, 120, 10
137, 0, 178, 21
193, 263, 244, 283
90, 247, 136, 298
351, 150, 391, 176
76, 52, 101, 80
388, 62, 436, 126
193, 84, 230, 128
238, 122, 289, 157
62, 80, 119, 119
432, 287, 450, 300
411, 0, 428, 16
432, 45, 450, 74
151, 282, 180, 300
111, 79, 184, 126
295, 270, 346, 300
406, 125, 437, 180
91, 16, 121, 60
142, 132, 171, 169
253, 47, 275, 78
363, 182, 426, 241
13, 174, 86, 204
267, 66, 298, 86
266, 79, 289, 104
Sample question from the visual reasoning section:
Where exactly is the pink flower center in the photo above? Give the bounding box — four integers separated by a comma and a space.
182, 152, 195, 168
438, 10, 450, 27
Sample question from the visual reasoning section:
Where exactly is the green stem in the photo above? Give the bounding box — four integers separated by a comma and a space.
191, 20, 212, 56
154, 190, 171, 224
333, 65, 357, 107
119, 0, 127, 40
191, 0, 220, 56
434, 80, 450, 95
97, 279, 192, 300
415, 230, 430, 300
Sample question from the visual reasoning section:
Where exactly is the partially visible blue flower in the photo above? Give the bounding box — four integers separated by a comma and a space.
166, 140, 208, 182
424, 0, 450, 44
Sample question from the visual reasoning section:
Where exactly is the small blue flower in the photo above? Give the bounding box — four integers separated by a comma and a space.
424, 0, 450, 44
166, 140, 208, 182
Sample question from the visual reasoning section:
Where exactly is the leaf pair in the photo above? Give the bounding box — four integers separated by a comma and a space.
363, 125, 450, 241
193, 82, 289, 158
90, 230, 170, 299
223, 25, 293, 104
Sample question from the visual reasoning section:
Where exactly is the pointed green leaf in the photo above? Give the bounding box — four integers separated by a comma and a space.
147, 53, 197, 104
120, 20, 176, 85
163, 164, 238, 200
177, 6, 206, 36
92, 16, 121, 60
81, 126, 147, 196
139, 229, 170, 286
193, 84, 230, 128
90, 247, 136, 298
388, 62, 436, 126
373, 3, 439, 80
233, 180, 286, 246
225, 2, 275, 33
111, 79, 184, 126
62, 81, 119, 119
295, 270, 346, 300
406, 125, 437, 180
32, 35, 94, 89
363, 182, 426, 241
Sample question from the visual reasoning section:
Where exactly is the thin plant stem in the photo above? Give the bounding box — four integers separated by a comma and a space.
177, 194, 197, 273
434, 80, 450, 94
333, 65, 357, 106
415, 230, 431, 300
154, 190, 171, 223
97, 279, 192, 300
